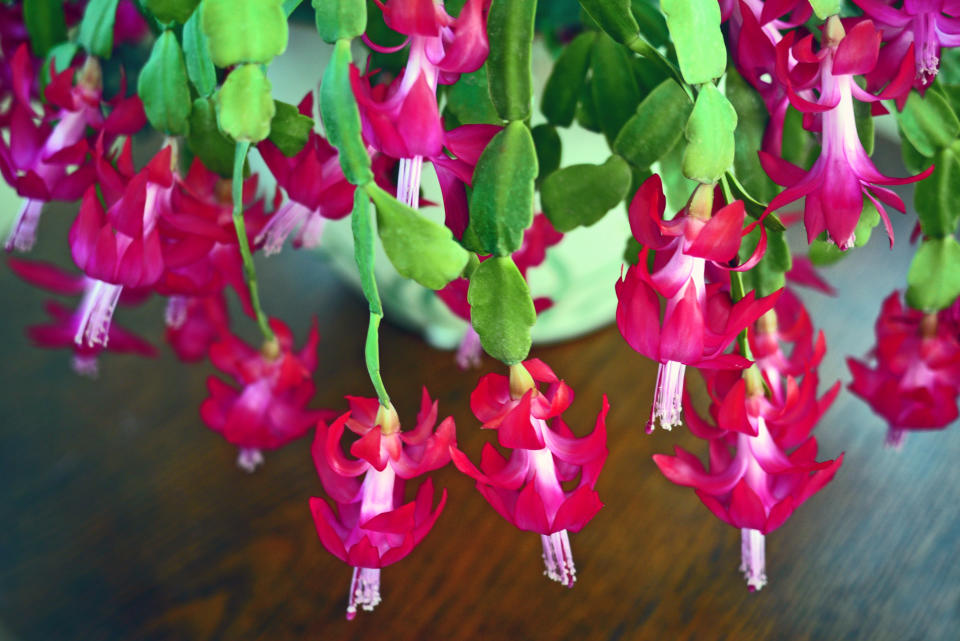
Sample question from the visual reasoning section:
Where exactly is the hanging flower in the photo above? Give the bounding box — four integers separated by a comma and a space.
450, 359, 608, 588
855, 0, 960, 101
760, 17, 932, 249
7, 256, 155, 375
256, 92, 396, 255
165, 294, 230, 363
351, 0, 490, 207
200, 318, 335, 471
310, 390, 455, 619
616, 175, 778, 431
655, 364, 843, 590
848, 291, 960, 446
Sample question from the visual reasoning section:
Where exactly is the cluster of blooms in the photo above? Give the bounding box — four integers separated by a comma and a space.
848, 291, 960, 446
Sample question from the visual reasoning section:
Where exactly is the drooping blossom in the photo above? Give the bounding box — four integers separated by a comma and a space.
0, 48, 145, 251
351, 0, 490, 208
165, 294, 230, 363
848, 291, 960, 446
8, 257, 155, 375
855, 0, 960, 101
760, 17, 933, 249
450, 359, 608, 587
200, 317, 335, 471
655, 362, 843, 590
437, 213, 562, 368
256, 93, 396, 254
310, 391, 455, 619
616, 175, 779, 431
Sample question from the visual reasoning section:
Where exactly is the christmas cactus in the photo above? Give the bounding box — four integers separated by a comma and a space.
3, 0, 960, 619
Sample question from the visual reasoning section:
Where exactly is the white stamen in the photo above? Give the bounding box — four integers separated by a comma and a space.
73, 280, 123, 348
165, 296, 189, 329
740, 528, 767, 592
236, 447, 265, 473
5, 199, 45, 252
885, 427, 906, 450
648, 360, 686, 432
540, 530, 576, 588
255, 201, 317, 256
346, 567, 382, 620
71, 354, 99, 378
397, 156, 424, 209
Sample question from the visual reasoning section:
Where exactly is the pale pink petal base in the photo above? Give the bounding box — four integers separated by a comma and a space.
236, 447, 265, 473
165, 295, 188, 329
885, 427, 906, 450
541, 530, 576, 588
456, 325, 482, 370
5, 198, 45, 253
740, 527, 767, 592
649, 360, 687, 433
71, 354, 99, 378
346, 567, 382, 620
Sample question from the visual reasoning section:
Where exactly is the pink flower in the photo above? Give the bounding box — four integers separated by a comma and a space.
855, 0, 960, 100
760, 18, 932, 249
352, 0, 490, 207
436, 213, 562, 369
8, 257, 155, 375
450, 360, 608, 588
616, 175, 779, 431
310, 390, 455, 619
256, 93, 396, 255
655, 365, 842, 590
848, 291, 960, 446
0, 48, 145, 251
164, 294, 230, 363
200, 318, 334, 471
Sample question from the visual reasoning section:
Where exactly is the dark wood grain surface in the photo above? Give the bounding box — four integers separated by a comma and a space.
1, 183, 958, 641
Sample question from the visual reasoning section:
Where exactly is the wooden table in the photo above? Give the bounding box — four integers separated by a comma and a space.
1, 197, 957, 641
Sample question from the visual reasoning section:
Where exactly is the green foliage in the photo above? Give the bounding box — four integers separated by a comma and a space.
466, 122, 538, 256
146, 0, 200, 23
313, 0, 366, 43
217, 64, 276, 143
590, 33, 642, 143
725, 68, 777, 203
914, 144, 960, 238
368, 183, 470, 290
541, 31, 595, 127
577, 0, 639, 46
614, 78, 691, 168
541, 155, 632, 231
138, 31, 192, 136
487, 0, 536, 121
683, 83, 737, 183
660, 0, 725, 84
897, 89, 960, 157
741, 227, 791, 297
187, 97, 235, 176
267, 101, 314, 156
182, 7, 217, 97
201, 0, 288, 67
808, 0, 841, 20
24, 0, 67, 56
320, 40, 373, 185
468, 257, 537, 365
907, 237, 960, 311
445, 66, 500, 125
531, 124, 562, 181
78, 0, 121, 58
351, 189, 381, 316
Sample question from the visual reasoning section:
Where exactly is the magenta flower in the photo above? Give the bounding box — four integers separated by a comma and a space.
450, 359, 608, 588
616, 175, 779, 431
848, 291, 960, 446
655, 366, 843, 590
165, 294, 230, 363
256, 93, 396, 254
8, 257, 155, 375
352, 0, 490, 207
310, 391, 455, 619
0, 48, 145, 251
436, 213, 562, 368
760, 18, 933, 249
855, 0, 960, 100
200, 317, 334, 471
